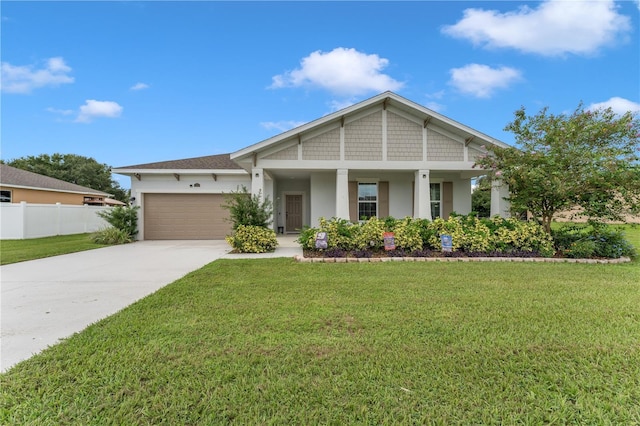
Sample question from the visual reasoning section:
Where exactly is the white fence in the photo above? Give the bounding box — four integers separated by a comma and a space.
0, 202, 110, 240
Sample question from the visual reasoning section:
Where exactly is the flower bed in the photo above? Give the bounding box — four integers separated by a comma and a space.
297, 215, 636, 261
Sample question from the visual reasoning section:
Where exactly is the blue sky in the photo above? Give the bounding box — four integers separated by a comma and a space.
2, 1, 639, 188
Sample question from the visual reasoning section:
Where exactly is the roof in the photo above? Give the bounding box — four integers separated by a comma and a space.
114, 153, 242, 171
231, 91, 511, 161
0, 164, 111, 196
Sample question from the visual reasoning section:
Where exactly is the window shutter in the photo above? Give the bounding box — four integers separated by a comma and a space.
379, 181, 389, 218
443, 182, 453, 218
348, 181, 357, 222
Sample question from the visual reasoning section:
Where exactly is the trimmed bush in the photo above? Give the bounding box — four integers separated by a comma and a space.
299, 214, 558, 258
225, 225, 278, 253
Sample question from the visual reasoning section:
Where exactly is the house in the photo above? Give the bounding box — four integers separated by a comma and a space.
113, 92, 511, 240
0, 163, 122, 206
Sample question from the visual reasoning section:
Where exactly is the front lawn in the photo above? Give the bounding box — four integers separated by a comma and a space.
2, 259, 639, 424
0, 234, 107, 265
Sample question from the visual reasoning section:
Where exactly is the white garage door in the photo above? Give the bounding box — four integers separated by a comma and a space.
143, 194, 231, 240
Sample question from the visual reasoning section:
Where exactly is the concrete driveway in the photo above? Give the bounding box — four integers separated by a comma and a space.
1, 240, 231, 373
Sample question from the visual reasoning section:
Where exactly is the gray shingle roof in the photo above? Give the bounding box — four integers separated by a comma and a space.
0, 164, 111, 196
116, 153, 242, 170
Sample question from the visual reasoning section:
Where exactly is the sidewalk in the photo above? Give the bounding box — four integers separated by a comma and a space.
223, 234, 303, 259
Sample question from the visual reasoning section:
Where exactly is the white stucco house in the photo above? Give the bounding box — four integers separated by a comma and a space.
113, 92, 511, 240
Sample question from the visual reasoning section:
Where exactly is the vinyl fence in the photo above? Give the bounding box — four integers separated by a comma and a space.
0, 202, 110, 240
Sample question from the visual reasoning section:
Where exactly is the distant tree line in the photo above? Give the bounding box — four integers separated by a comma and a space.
2, 153, 129, 203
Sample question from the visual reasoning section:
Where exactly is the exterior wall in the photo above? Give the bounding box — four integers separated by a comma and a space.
302, 128, 340, 160
265, 144, 297, 160
0, 202, 109, 239
310, 172, 336, 225
0, 186, 86, 205
385, 173, 414, 218
453, 178, 472, 215
428, 130, 464, 161
387, 111, 422, 161
345, 111, 383, 161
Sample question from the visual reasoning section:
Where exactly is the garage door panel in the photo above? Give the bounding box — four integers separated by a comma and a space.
144, 194, 231, 240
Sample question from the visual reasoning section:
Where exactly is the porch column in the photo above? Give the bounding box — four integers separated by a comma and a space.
490, 179, 510, 218
414, 169, 432, 220
335, 169, 350, 220
251, 168, 264, 201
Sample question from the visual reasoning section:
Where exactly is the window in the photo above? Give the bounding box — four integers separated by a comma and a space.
358, 182, 377, 220
0, 190, 11, 203
430, 183, 441, 219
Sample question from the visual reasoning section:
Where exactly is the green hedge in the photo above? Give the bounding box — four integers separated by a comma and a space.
225, 225, 278, 253
298, 214, 557, 257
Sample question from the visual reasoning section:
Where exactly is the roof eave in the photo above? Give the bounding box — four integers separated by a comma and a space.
0, 183, 111, 197
112, 168, 249, 175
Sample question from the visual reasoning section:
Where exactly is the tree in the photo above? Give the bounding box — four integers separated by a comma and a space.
221, 185, 273, 230
474, 104, 640, 233
471, 176, 491, 218
5, 153, 129, 202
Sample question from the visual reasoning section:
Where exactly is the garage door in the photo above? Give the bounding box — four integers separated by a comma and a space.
143, 194, 231, 240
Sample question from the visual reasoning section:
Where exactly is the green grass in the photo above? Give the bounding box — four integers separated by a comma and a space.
2, 258, 639, 424
0, 234, 107, 265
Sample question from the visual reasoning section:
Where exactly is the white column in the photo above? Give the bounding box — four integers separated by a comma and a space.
490, 179, 511, 218
335, 169, 350, 220
414, 170, 432, 220
251, 168, 264, 201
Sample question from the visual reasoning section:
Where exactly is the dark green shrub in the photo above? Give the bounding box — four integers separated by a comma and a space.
97, 205, 139, 239
590, 226, 637, 259
222, 186, 273, 230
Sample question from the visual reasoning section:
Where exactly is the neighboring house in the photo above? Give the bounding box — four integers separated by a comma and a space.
113, 91, 511, 240
0, 163, 123, 206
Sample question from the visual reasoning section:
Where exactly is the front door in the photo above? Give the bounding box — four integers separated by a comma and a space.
285, 194, 302, 232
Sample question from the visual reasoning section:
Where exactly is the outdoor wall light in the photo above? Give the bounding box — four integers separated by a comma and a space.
422, 174, 427, 179
255, 173, 260, 177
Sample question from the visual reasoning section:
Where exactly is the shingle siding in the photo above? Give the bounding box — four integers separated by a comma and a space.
428, 130, 464, 161
265, 144, 298, 160
345, 111, 383, 161
302, 128, 340, 160
387, 111, 423, 161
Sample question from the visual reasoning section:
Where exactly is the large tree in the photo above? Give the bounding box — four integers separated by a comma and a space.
475, 104, 640, 233
5, 153, 129, 202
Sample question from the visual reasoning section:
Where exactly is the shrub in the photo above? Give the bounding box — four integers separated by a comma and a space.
225, 225, 278, 253
392, 217, 423, 252
565, 239, 597, 259
222, 186, 273, 230
91, 227, 132, 245
552, 224, 636, 259
97, 205, 139, 239
352, 217, 386, 250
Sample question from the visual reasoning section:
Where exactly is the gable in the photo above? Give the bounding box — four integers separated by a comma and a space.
387, 111, 423, 161
428, 129, 464, 161
232, 91, 509, 167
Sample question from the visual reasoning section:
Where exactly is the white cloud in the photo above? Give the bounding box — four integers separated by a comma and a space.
75, 100, 123, 123
270, 47, 404, 96
130, 82, 149, 91
588, 97, 640, 115
442, 0, 631, 56
449, 64, 522, 98
1, 57, 74, 93
260, 120, 306, 132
